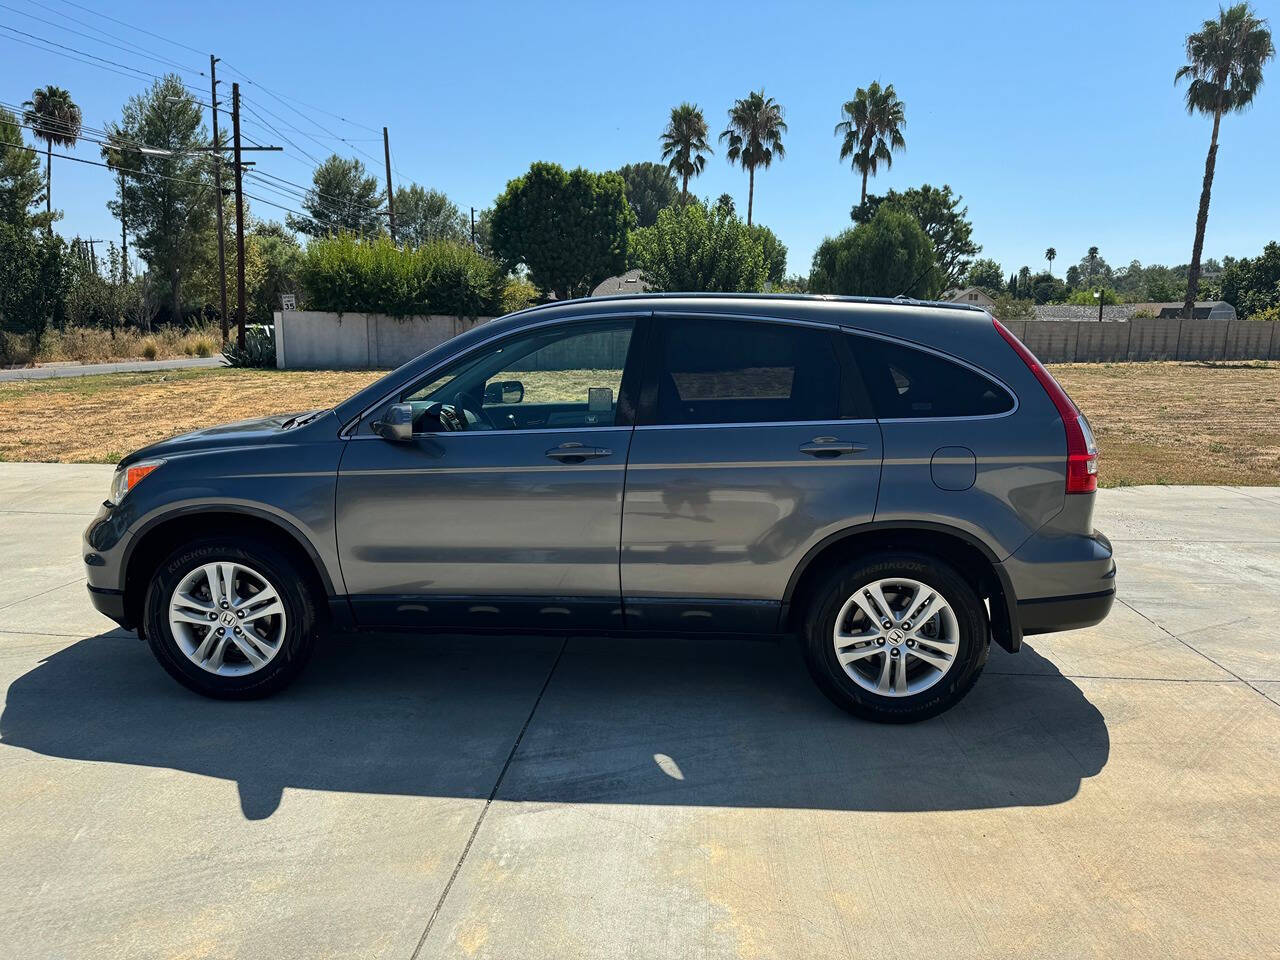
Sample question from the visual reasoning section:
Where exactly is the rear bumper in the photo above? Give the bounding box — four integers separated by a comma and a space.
1018, 587, 1116, 635
999, 526, 1117, 641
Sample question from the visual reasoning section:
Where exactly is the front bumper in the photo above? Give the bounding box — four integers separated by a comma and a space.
87, 584, 131, 628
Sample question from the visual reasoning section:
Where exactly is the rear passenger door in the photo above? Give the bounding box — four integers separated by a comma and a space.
619, 314, 883, 633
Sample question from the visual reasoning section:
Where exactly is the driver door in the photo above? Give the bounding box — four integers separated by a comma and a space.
336, 316, 645, 631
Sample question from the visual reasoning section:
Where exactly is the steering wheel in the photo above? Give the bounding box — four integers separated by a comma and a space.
451, 391, 495, 430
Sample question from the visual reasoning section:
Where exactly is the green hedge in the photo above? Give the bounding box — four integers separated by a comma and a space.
299, 233, 503, 317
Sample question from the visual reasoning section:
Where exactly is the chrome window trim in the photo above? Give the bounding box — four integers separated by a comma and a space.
634, 418, 877, 432
839, 324, 1021, 422
345, 423, 630, 441
340, 310, 649, 438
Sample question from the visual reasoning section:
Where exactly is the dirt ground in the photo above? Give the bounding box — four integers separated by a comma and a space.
0, 362, 1276, 486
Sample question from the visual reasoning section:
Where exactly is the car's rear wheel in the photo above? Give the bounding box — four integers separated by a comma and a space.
802, 552, 988, 722
143, 536, 318, 699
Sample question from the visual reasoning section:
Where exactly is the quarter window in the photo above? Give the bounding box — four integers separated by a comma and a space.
652, 318, 841, 425
851, 335, 1014, 419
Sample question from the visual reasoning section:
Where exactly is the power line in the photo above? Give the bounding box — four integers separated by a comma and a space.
0, 0, 206, 78
3, 108, 219, 167
237, 96, 326, 166
0, 23, 207, 98
219, 59, 381, 134
0, 25, 163, 84
0, 137, 211, 187
37, 0, 207, 56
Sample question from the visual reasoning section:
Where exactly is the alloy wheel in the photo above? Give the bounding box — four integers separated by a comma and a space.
831, 577, 960, 697
167, 561, 288, 676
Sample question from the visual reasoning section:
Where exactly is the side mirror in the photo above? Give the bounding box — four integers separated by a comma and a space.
483, 379, 524, 405
373, 402, 414, 442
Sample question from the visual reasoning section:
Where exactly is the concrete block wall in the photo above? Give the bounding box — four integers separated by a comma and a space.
274, 311, 1280, 369
274, 311, 490, 369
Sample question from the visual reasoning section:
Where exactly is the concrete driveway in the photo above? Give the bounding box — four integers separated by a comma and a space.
0, 462, 1277, 959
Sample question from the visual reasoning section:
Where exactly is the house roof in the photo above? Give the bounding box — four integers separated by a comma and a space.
590, 269, 650, 297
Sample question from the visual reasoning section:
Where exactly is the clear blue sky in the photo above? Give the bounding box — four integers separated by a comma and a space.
3, 0, 1278, 279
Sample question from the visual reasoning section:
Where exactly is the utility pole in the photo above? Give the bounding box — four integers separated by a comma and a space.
232, 82, 247, 349
118, 168, 128, 283
470, 207, 476, 250
210, 54, 228, 342
383, 126, 395, 244
83, 237, 102, 273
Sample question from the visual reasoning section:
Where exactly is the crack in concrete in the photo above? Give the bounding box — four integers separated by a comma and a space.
409, 636, 568, 959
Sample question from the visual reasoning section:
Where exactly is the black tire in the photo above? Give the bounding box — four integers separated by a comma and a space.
143, 536, 319, 699
801, 551, 989, 723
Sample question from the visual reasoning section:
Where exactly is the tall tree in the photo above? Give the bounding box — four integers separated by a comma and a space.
21, 85, 81, 230
1086, 246, 1100, 283
810, 205, 938, 299
852, 184, 977, 289
1045, 246, 1057, 275
286, 154, 384, 237
0, 107, 55, 231
1175, 3, 1274, 318
660, 103, 712, 202
102, 75, 214, 321
834, 81, 906, 205
393, 183, 467, 246
720, 91, 787, 226
490, 162, 633, 300
615, 162, 679, 228
965, 257, 1004, 292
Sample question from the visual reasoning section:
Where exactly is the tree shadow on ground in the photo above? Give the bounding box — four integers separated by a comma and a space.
1, 630, 1108, 820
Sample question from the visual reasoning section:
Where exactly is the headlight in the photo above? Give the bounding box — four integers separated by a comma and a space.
109, 459, 165, 504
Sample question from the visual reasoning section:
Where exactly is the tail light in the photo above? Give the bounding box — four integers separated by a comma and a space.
992, 317, 1098, 493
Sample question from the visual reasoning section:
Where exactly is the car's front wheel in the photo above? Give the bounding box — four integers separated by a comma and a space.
802, 552, 989, 722
143, 536, 319, 699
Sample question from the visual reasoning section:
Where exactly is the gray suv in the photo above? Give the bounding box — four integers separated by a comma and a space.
84, 294, 1115, 722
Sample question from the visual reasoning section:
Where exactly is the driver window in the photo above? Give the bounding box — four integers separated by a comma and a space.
401, 320, 634, 432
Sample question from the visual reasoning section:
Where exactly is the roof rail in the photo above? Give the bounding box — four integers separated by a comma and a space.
503, 291, 990, 320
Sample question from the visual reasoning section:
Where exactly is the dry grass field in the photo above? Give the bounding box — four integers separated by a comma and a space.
0, 362, 1276, 486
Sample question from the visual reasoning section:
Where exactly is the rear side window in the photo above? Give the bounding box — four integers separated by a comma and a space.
653, 318, 841, 425
851, 334, 1014, 419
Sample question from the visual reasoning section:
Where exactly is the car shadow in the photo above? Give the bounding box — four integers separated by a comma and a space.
0, 630, 1108, 820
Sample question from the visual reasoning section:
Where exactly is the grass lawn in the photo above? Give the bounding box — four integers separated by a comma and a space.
0, 362, 1276, 486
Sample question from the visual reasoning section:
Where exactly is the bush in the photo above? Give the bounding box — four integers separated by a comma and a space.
140, 339, 159, 360
809, 206, 939, 299
500, 276, 538, 314
1067, 287, 1119, 306
222, 325, 277, 368
300, 233, 503, 318
630, 202, 768, 292
989, 294, 1036, 322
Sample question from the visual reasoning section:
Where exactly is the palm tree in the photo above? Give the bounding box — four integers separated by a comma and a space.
22, 85, 82, 229
834, 81, 906, 206
1086, 246, 1100, 283
660, 103, 713, 203
1045, 247, 1057, 275
1175, 3, 1274, 318
719, 91, 786, 226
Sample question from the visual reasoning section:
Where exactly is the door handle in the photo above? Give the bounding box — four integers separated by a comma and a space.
799, 438, 866, 458
545, 442, 613, 463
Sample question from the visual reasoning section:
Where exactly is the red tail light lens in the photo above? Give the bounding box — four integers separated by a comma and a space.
992, 317, 1098, 493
